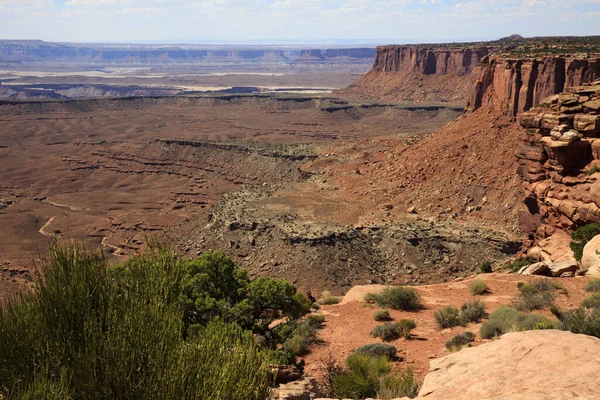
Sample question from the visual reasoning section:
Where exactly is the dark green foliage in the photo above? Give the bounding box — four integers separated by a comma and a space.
373, 309, 392, 321
469, 279, 490, 295
586, 164, 600, 176
445, 332, 475, 351
479, 306, 554, 339
179, 251, 308, 335
282, 316, 323, 356
460, 300, 488, 324
434, 306, 462, 329
371, 323, 402, 342
570, 223, 600, 261
396, 319, 417, 339
512, 280, 557, 311
506, 258, 534, 273
585, 278, 600, 293
0, 243, 271, 400
581, 293, 600, 309
355, 343, 398, 359
368, 286, 423, 311
479, 261, 493, 273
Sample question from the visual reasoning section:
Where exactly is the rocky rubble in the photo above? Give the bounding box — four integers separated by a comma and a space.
517, 80, 600, 274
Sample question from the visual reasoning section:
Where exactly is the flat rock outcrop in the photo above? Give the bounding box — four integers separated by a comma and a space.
517, 81, 600, 251
417, 330, 600, 400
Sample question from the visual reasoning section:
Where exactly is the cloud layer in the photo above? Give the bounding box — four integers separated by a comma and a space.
0, 0, 598, 43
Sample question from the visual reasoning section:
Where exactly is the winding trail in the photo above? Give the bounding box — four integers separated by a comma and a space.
38, 216, 56, 237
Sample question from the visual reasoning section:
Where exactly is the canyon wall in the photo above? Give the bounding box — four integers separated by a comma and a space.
338, 45, 493, 103
467, 57, 600, 116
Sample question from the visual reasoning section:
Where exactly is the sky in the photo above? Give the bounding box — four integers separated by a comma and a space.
0, 0, 599, 44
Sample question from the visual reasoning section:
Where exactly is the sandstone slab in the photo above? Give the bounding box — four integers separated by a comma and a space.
417, 330, 600, 400
517, 261, 549, 275
582, 234, 600, 276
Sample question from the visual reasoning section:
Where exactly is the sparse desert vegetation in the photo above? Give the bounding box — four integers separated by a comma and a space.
365, 286, 423, 311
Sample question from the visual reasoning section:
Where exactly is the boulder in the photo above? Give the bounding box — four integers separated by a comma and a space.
574, 114, 600, 135
517, 261, 549, 276
416, 330, 600, 400
540, 114, 573, 130
278, 378, 320, 400
583, 99, 600, 112
582, 234, 600, 276
548, 259, 579, 277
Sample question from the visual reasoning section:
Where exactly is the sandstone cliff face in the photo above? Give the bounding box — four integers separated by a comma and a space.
339, 45, 492, 103
372, 45, 490, 75
517, 81, 600, 251
468, 57, 600, 116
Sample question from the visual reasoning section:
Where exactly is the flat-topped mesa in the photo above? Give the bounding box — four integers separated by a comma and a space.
467, 56, 600, 116
372, 45, 491, 75
516, 80, 600, 243
339, 45, 494, 103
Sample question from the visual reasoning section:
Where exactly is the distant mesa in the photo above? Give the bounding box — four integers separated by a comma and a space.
499, 33, 525, 41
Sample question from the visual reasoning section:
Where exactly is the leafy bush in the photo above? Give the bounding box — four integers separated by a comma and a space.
371, 323, 402, 342
512, 280, 557, 311
581, 293, 600, 309
586, 163, 600, 176
445, 332, 475, 351
373, 310, 392, 321
317, 290, 343, 305
460, 300, 488, 324
469, 279, 490, 295
0, 243, 271, 400
307, 313, 326, 327
479, 306, 553, 339
396, 319, 417, 339
283, 319, 322, 355
434, 306, 462, 329
355, 343, 398, 359
585, 278, 600, 293
368, 286, 423, 311
479, 261, 493, 273
570, 223, 600, 261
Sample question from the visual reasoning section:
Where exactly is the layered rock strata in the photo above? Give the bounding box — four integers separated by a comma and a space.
468, 57, 600, 116
517, 80, 600, 271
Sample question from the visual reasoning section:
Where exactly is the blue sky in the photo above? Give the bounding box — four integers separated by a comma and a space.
0, 0, 599, 44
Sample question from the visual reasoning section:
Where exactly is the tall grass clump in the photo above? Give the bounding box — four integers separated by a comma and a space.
366, 286, 423, 311
469, 279, 490, 295
317, 290, 343, 305
586, 278, 600, 293
0, 242, 271, 400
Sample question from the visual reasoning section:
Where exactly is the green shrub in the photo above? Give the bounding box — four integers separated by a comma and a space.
373, 310, 392, 321
570, 223, 600, 261
506, 258, 534, 273
585, 278, 600, 293
479, 261, 493, 273
307, 313, 326, 328
460, 300, 488, 324
0, 243, 271, 400
434, 306, 462, 329
317, 290, 343, 305
368, 286, 423, 311
581, 293, 600, 309
557, 307, 600, 338
332, 354, 390, 399
586, 163, 600, 176
371, 323, 401, 342
283, 319, 321, 355
445, 332, 475, 351
377, 369, 419, 400
355, 343, 398, 359
479, 306, 553, 339
469, 279, 490, 295
512, 280, 557, 311
396, 319, 417, 339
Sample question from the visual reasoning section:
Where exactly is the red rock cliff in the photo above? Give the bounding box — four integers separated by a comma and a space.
338, 45, 493, 103
468, 57, 600, 116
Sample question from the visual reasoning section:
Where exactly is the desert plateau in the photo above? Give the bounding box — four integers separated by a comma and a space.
1, 3, 600, 399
